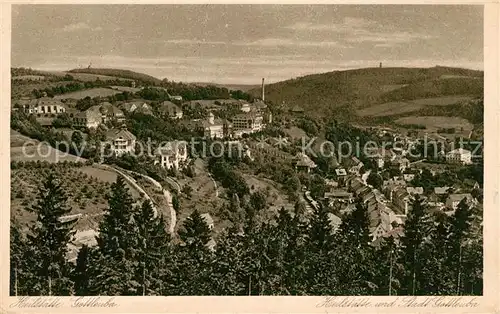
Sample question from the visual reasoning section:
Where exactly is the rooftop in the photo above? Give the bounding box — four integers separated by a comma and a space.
105, 128, 136, 141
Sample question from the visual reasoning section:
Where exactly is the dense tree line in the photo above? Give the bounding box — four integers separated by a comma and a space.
11, 174, 482, 296
138, 85, 232, 102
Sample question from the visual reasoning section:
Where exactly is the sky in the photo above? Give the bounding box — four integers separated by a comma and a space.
12, 5, 483, 84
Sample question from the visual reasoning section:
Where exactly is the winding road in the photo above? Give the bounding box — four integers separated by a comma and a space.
96, 164, 177, 235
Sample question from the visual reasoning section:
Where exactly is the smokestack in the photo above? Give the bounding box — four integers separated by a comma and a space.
379, 62, 382, 68
261, 78, 265, 102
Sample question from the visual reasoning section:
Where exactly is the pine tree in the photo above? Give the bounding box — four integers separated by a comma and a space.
179, 209, 211, 248
210, 228, 247, 295
72, 245, 90, 296
24, 173, 75, 295
422, 212, 455, 295
91, 175, 141, 295
303, 204, 340, 295
448, 199, 473, 295
134, 200, 172, 295
10, 219, 27, 296
173, 209, 213, 295
336, 200, 377, 295
399, 195, 433, 295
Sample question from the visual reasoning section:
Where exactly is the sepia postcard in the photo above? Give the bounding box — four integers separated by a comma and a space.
1, 1, 498, 313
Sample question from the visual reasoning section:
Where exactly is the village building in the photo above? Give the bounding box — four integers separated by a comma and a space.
446, 193, 476, 210
346, 157, 364, 175
99, 102, 126, 123
252, 99, 267, 110
429, 186, 451, 204
324, 190, 354, 204
325, 179, 339, 189
198, 112, 232, 139
290, 105, 304, 114
366, 148, 395, 169
434, 186, 451, 195
156, 141, 188, 170
406, 187, 424, 195
120, 101, 151, 114
293, 152, 317, 173
104, 128, 136, 156
392, 156, 411, 172
166, 91, 183, 102
238, 102, 251, 113
231, 112, 264, 134
73, 107, 102, 129
403, 173, 415, 182
159, 101, 183, 119
334, 168, 348, 186
383, 185, 411, 215
22, 98, 67, 116
446, 148, 472, 164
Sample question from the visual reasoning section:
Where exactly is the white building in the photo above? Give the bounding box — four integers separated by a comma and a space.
73, 108, 102, 129
446, 148, 472, 164
199, 113, 232, 139
104, 128, 136, 156
22, 98, 67, 116
156, 141, 188, 170
232, 112, 263, 134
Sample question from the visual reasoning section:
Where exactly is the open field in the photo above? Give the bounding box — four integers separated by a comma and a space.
11, 130, 86, 163
53, 87, 123, 100
109, 85, 142, 93
380, 84, 408, 93
394, 116, 473, 133
11, 164, 142, 230
11, 81, 80, 98
356, 95, 474, 117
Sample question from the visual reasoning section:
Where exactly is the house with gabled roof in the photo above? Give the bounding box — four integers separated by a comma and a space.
99, 102, 125, 123
155, 140, 188, 170
446, 193, 477, 210
104, 128, 136, 156
159, 100, 183, 119
293, 152, 317, 173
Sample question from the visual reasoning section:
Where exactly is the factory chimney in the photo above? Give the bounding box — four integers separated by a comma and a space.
261, 78, 265, 102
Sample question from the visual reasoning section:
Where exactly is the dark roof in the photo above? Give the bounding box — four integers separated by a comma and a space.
105, 128, 136, 141
447, 193, 473, 202
160, 101, 181, 110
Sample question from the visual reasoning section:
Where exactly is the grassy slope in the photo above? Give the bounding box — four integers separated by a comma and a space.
68, 68, 161, 85
249, 66, 483, 116
193, 82, 260, 91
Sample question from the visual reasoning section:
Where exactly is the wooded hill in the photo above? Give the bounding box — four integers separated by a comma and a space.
68, 68, 162, 85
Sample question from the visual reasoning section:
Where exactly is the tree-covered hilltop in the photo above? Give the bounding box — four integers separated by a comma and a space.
68, 68, 162, 85
248, 66, 483, 117
11, 174, 482, 296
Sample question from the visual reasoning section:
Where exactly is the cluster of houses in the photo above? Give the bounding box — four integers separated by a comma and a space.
14, 93, 273, 172
289, 129, 480, 243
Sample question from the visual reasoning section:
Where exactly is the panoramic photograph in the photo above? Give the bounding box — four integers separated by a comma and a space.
10, 5, 483, 296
